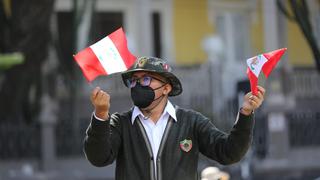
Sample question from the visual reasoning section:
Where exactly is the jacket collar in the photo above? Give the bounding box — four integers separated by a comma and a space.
131, 100, 177, 124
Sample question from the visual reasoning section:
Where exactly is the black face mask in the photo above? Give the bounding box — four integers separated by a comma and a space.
131, 83, 166, 108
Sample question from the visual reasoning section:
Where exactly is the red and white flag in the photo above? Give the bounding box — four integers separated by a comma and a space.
73, 28, 136, 82
246, 48, 287, 95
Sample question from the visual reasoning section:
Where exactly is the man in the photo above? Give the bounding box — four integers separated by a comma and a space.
84, 57, 265, 180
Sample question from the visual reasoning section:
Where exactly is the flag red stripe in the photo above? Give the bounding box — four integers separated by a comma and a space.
247, 68, 258, 95
108, 28, 136, 68
262, 48, 287, 78
73, 47, 107, 82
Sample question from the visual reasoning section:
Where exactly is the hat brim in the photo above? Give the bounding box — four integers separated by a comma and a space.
122, 69, 182, 96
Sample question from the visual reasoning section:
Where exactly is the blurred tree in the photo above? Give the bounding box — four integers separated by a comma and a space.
0, 0, 95, 159
0, 0, 55, 122
277, 0, 320, 72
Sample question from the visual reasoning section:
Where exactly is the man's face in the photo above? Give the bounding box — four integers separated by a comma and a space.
127, 71, 173, 109
130, 71, 172, 98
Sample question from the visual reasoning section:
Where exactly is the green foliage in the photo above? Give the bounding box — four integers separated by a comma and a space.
0, 52, 24, 70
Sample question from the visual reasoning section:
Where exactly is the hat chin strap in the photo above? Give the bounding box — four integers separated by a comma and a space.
141, 94, 166, 120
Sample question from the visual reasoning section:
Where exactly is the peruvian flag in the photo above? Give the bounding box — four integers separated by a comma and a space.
73, 28, 136, 82
246, 48, 287, 95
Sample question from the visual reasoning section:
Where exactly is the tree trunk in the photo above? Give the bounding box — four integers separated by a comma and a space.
0, 0, 55, 122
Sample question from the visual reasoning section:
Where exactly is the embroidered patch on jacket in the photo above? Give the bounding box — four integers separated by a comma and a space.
180, 139, 192, 152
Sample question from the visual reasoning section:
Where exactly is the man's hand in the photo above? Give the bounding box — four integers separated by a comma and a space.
241, 86, 265, 116
91, 87, 110, 120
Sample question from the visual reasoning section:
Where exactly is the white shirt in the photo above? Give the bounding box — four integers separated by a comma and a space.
131, 100, 177, 175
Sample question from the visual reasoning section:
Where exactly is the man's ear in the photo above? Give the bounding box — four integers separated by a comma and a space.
163, 83, 172, 95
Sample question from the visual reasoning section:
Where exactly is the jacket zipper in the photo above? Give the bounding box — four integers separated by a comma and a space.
156, 117, 173, 180
136, 118, 156, 180
136, 116, 174, 180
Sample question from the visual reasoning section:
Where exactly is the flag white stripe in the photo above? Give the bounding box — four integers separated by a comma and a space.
246, 54, 268, 77
90, 36, 127, 74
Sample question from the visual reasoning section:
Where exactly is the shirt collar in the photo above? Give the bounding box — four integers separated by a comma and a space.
131, 100, 177, 124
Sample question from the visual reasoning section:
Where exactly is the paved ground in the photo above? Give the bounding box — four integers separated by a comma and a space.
0, 158, 115, 180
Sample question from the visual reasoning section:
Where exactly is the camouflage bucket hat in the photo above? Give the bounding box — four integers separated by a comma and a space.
121, 57, 182, 96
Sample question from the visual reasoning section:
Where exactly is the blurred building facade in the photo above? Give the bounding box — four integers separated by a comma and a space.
1, 0, 320, 179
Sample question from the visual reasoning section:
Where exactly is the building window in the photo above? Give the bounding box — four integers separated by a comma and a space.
215, 12, 250, 62
232, 14, 250, 61
90, 12, 124, 44
152, 12, 162, 58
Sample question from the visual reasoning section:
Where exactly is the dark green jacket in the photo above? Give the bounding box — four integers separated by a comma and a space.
84, 106, 254, 180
